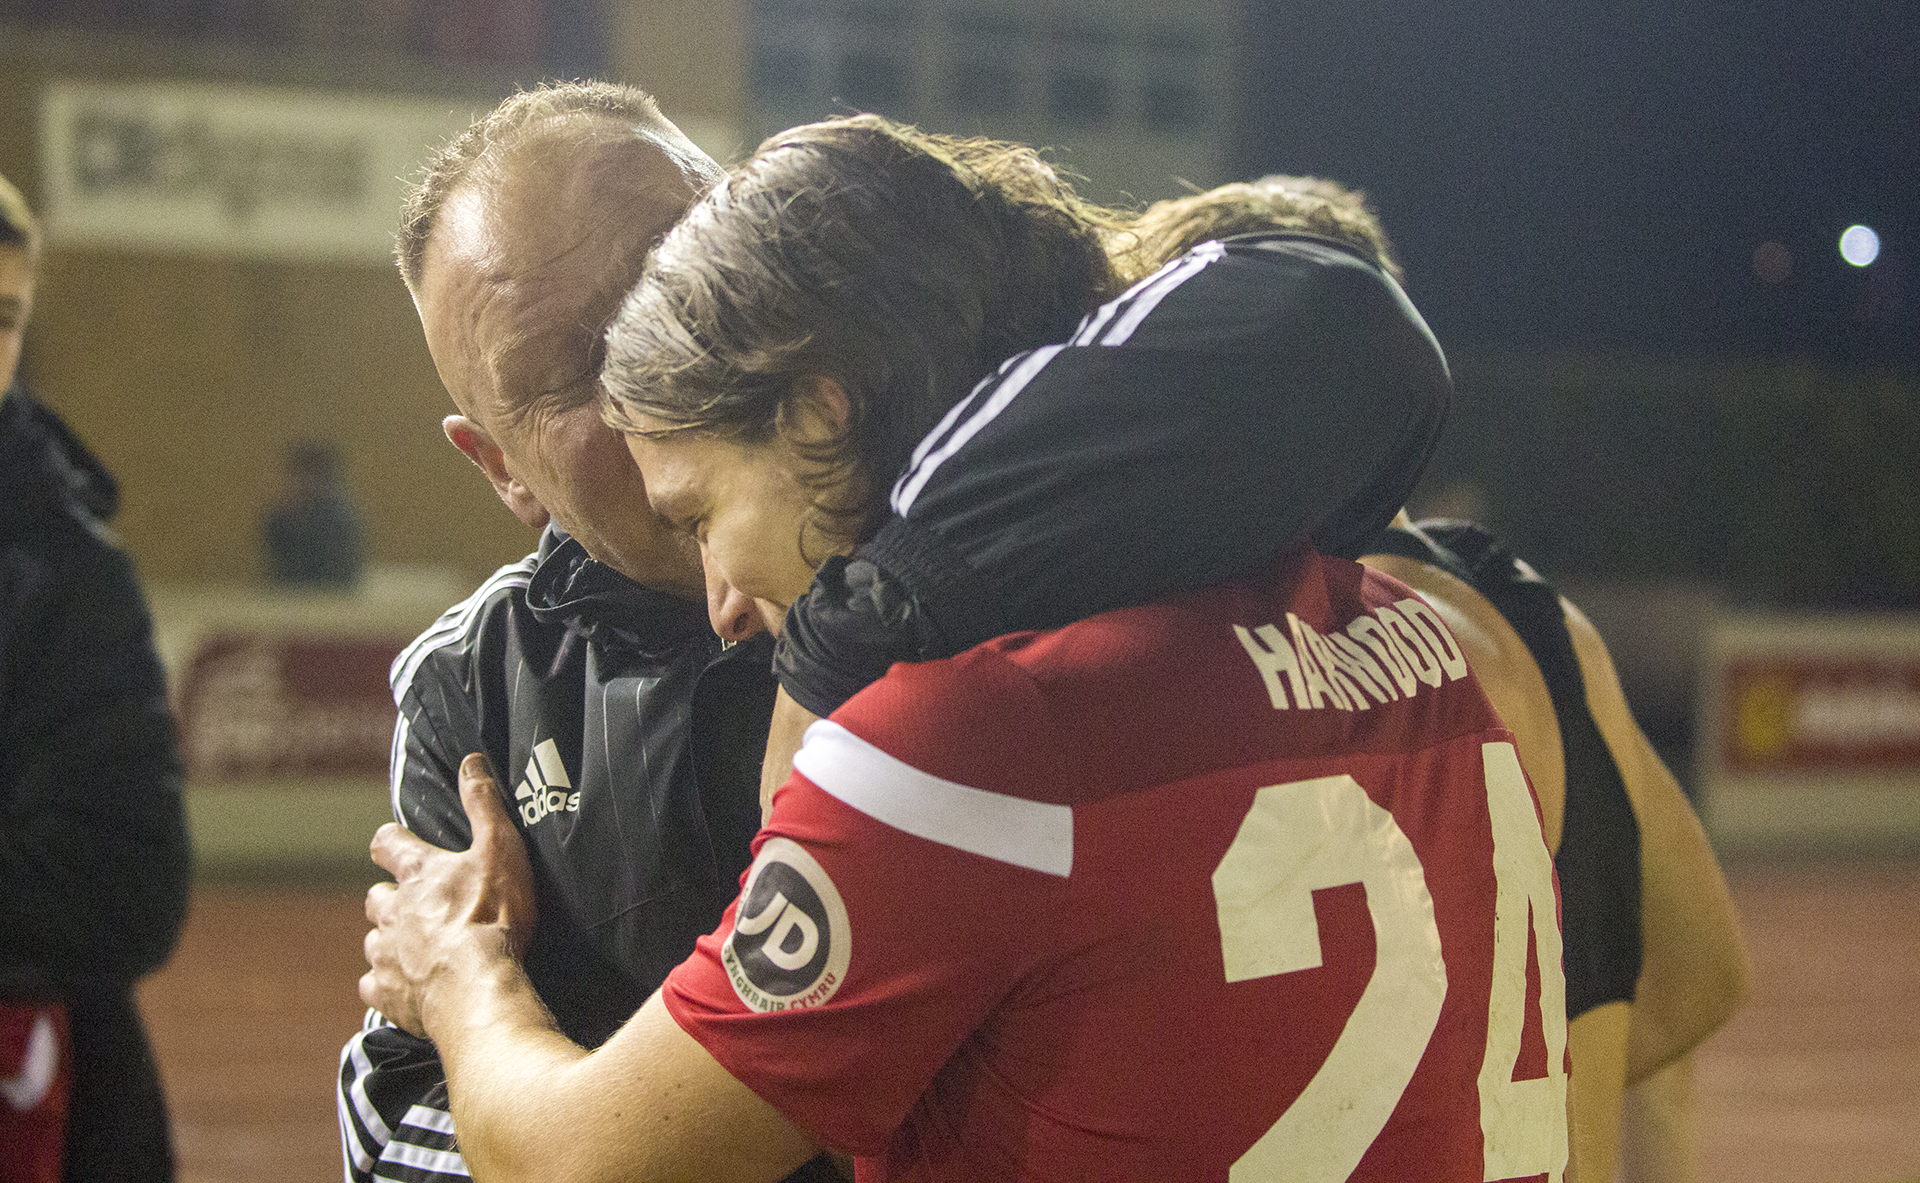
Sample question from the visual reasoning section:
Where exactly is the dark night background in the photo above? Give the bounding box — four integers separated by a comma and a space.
1236, 0, 1919, 365
1227, 0, 1919, 635
5, 0, 1917, 657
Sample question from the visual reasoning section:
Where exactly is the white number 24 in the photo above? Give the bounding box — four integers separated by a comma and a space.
1212, 741, 1567, 1182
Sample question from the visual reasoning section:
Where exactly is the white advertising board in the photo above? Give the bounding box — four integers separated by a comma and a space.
1699, 612, 1920, 849
39, 80, 478, 264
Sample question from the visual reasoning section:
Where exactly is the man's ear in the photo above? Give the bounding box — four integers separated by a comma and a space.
443, 414, 551, 530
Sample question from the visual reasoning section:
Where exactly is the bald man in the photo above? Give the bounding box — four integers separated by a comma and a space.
335, 83, 839, 1183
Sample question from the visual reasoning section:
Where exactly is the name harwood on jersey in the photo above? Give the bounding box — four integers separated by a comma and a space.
1234, 596, 1470, 713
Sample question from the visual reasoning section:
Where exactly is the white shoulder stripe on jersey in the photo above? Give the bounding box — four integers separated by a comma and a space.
902, 380, 982, 477
1097, 240, 1225, 346
1069, 239, 1224, 347
892, 344, 1065, 515
388, 556, 537, 704
792, 720, 1072, 877
1066, 289, 1122, 346
902, 350, 1024, 476
890, 242, 1228, 516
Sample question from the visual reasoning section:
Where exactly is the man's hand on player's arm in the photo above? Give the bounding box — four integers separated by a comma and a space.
361, 753, 822, 1183
360, 753, 536, 1036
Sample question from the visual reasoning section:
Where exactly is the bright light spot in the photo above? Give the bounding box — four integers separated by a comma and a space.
1839, 224, 1880, 267
1753, 240, 1792, 284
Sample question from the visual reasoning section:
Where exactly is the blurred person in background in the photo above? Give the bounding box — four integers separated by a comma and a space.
0, 173, 193, 1180
334, 82, 842, 1183
755, 173, 1748, 1183
262, 438, 367, 589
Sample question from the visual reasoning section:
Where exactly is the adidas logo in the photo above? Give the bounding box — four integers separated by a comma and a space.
515, 739, 579, 826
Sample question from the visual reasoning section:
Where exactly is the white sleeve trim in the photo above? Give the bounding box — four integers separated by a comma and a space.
341, 1029, 394, 1144
792, 720, 1073, 877
389, 556, 537, 704
388, 713, 410, 825
399, 1103, 458, 1136
891, 344, 1065, 516
1096, 240, 1225, 346
889, 240, 1229, 518
382, 1139, 470, 1176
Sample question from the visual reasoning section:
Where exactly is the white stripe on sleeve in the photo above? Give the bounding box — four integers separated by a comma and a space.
382, 1137, 470, 1177
891, 344, 1065, 515
388, 713, 410, 825
1098, 240, 1224, 346
792, 720, 1072, 876
388, 558, 535, 704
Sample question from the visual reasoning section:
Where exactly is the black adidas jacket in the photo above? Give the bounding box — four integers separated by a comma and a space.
340, 528, 766, 1176
340, 529, 837, 1182
0, 385, 192, 1180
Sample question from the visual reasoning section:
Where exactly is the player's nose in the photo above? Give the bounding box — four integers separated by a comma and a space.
707, 569, 766, 644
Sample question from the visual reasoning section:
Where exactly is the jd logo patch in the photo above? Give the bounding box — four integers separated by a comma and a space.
722, 837, 851, 1013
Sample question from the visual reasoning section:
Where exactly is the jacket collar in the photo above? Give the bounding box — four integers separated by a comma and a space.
1, 384, 121, 526
526, 526, 711, 652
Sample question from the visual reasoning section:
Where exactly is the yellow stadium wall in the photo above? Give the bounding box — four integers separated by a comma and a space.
0, 37, 713, 588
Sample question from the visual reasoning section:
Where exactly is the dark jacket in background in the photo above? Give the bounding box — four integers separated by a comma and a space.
0, 385, 192, 1181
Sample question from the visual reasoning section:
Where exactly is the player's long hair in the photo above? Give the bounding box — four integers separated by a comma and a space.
1120, 175, 1403, 283
600, 114, 1128, 548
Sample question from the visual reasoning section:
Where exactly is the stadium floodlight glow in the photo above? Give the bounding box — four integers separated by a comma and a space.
1839, 224, 1880, 267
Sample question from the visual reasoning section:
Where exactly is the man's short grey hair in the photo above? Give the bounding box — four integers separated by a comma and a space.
396, 80, 711, 289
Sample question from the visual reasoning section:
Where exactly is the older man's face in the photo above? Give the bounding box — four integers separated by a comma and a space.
415, 139, 706, 593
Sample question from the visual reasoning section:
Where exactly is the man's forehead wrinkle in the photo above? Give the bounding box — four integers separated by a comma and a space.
475, 201, 672, 414
475, 279, 608, 432
513, 191, 677, 282
453, 114, 693, 270
495, 123, 692, 236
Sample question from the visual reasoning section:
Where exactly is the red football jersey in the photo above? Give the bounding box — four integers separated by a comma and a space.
663, 551, 1568, 1182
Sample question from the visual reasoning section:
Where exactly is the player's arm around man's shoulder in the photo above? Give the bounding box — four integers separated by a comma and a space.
362, 754, 822, 1183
